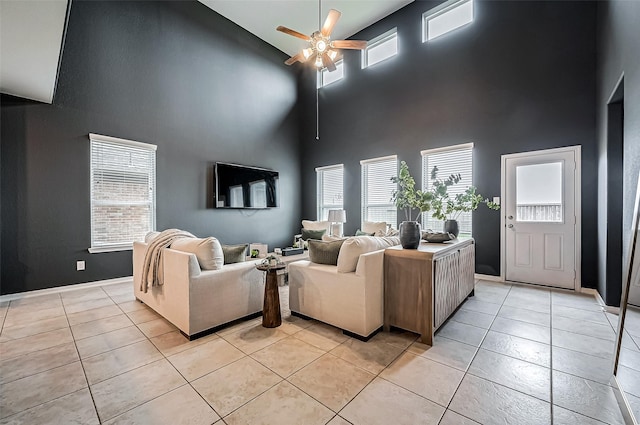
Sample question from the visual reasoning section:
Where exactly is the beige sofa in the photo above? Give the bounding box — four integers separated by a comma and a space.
133, 241, 264, 338
288, 236, 400, 339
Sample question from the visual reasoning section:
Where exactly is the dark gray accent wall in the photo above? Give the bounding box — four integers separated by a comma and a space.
1, 1, 301, 295
596, 0, 640, 306
299, 0, 597, 282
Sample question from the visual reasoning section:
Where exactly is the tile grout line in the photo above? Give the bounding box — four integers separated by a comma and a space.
440, 283, 512, 423
61, 289, 102, 424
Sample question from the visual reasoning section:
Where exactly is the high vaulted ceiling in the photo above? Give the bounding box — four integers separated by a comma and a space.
199, 0, 413, 57
0, 1, 413, 104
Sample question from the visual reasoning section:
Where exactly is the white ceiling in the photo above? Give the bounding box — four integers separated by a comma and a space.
199, 0, 413, 57
0, 0, 68, 104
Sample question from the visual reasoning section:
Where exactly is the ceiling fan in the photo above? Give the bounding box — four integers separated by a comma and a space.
277, 9, 367, 72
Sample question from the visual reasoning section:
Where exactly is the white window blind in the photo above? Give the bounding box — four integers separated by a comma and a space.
361, 155, 398, 228
89, 133, 156, 253
362, 28, 398, 69
422, 143, 473, 235
316, 164, 344, 220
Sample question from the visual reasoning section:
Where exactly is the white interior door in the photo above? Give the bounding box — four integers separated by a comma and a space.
503, 148, 579, 289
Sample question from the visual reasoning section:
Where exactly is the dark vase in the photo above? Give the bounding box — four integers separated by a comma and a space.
444, 220, 459, 237
399, 221, 421, 249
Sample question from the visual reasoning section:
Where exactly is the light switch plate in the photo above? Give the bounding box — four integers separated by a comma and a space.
77, 260, 85, 271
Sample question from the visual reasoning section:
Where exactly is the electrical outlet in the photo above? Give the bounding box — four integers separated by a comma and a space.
76, 260, 85, 271
493, 196, 500, 205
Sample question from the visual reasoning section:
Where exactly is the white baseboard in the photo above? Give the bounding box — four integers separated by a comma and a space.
0, 276, 133, 303
474, 273, 504, 283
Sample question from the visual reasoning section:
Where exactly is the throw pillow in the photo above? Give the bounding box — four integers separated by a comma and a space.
301, 220, 332, 233
222, 244, 248, 264
337, 236, 402, 273
355, 229, 374, 236
308, 239, 345, 265
362, 221, 387, 235
171, 237, 223, 270
301, 228, 326, 241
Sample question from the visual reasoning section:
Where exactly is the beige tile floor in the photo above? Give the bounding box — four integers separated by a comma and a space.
0, 279, 638, 424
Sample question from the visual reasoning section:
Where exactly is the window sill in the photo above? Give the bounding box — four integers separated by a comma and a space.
88, 246, 133, 254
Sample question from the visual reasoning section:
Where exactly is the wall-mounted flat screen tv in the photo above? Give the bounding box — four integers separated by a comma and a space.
214, 162, 279, 208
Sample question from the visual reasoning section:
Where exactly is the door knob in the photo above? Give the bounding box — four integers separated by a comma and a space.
508, 224, 514, 228
508, 215, 513, 220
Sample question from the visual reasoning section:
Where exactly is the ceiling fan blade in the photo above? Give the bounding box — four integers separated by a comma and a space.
276, 26, 311, 42
331, 40, 367, 50
321, 9, 341, 37
284, 53, 304, 65
322, 53, 337, 72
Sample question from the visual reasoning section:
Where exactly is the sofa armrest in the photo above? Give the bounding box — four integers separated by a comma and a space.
355, 249, 384, 279
163, 248, 201, 278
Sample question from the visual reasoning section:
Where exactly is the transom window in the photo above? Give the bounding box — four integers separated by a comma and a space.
421, 143, 473, 235
423, 0, 474, 42
318, 60, 344, 88
89, 133, 156, 253
361, 155, 398, 228
362, 28, 398, 69
316, 164, 344, 220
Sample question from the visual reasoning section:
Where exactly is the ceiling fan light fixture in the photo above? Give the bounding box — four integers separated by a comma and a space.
314, 55, 324, 68
302, 47, 314, 59
327, 49, 338, 61
316, 39, 327, 53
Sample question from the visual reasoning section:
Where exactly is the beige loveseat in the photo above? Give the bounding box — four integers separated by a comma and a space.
288, 236, 400, 339
133, 241, 264, 338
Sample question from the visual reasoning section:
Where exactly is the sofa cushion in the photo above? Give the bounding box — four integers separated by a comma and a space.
337, 236, 401, 273
222, 244, 248, 264
171, 237, 224, 270
355, 229, 374, 236
301, 228, 326, 241
308, 239, 346, 266
362, 221, 388, 236
302, 220, 331, 233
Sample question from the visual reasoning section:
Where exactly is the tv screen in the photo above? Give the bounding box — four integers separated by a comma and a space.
215, 162, 279, 208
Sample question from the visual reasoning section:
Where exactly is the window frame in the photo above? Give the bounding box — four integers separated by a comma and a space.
362, 28, 398, 69
422, 0, 474, 43
360, 155, 398, 229
317, 59, 344, 88
421, 142, 474, 236
316, 164, 344, 221
88, 133, 157, 253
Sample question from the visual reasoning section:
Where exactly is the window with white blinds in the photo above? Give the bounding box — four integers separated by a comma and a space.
316, 164, 344, 220
422, 143, 473, 235
89, 133, 156, 253
361, 155, 398, 229
362, 28, 398, 69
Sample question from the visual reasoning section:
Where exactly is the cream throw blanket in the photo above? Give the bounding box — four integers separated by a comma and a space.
140, 229, 195, 293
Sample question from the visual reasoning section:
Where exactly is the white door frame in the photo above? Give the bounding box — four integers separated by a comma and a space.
500, 146, 582, 291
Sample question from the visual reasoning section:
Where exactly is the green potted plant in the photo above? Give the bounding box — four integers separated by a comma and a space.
391, 161, 434, 249
428, 166, 500, 237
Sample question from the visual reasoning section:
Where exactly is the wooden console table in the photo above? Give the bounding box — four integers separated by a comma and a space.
383, 239, 475, 345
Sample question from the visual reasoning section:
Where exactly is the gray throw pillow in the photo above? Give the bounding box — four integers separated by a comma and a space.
308, 239, 345, 266
222, 244, 248, 264
301, 228, 326, 241
355, 229, 374, 236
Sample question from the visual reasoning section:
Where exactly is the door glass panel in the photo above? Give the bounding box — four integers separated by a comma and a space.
516, 162, 563, 222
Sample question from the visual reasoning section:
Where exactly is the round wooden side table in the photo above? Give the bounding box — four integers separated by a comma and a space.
256, 264, 285, 328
